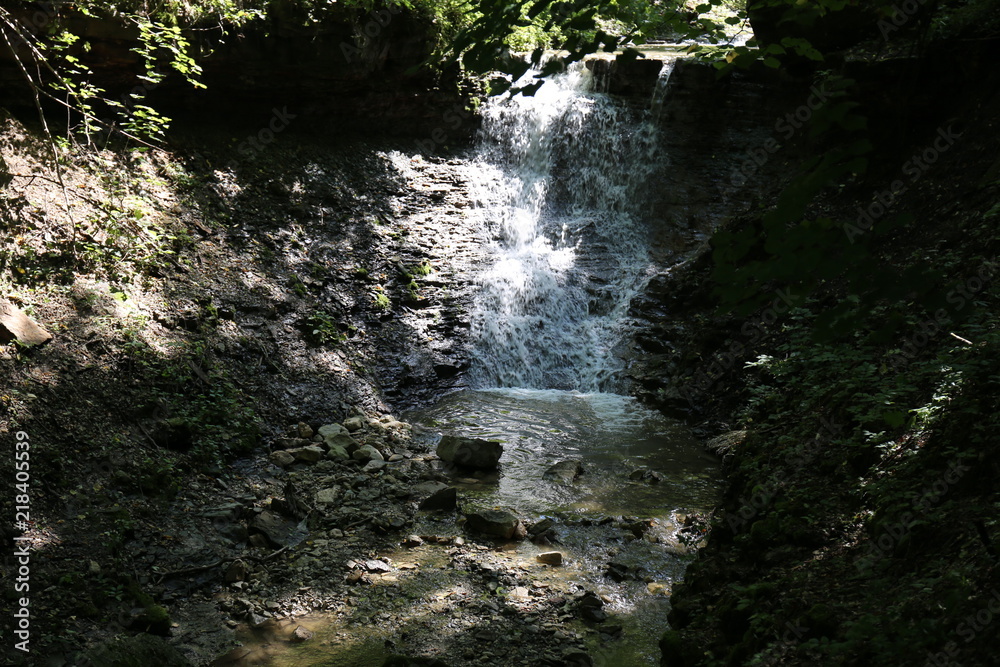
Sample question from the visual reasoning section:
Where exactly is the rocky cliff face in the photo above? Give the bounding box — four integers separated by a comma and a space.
608, 57, 813, 415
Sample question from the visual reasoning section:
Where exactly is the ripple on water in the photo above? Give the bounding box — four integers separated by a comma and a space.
408, 388, 721, 517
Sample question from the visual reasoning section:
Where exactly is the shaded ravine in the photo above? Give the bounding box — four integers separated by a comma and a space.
213, 62, 723, 667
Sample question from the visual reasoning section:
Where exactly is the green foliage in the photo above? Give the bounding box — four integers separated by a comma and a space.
305, 310, 347, 345
446, 0, 735, 94
135, 340, 259, 468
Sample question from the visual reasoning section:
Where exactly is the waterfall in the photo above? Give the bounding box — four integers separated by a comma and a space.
467, 63, 666, 392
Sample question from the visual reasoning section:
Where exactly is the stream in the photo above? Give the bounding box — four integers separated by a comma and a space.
402, 61, 721, 664
220, 61, 722, 667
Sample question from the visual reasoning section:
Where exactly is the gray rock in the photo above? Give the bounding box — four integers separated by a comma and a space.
326, 444, 350, 461
528, 518, 556, 536
289, 445, 324, 463
411, 481, 449, 497
437, 435, 503, 469
318, 423, 349, 439
365, 559, 392, 573
543, 460, 584, 484
629, 468, 664, 484
362, 459, 387, 473
343, 416, 364, 432
251, 511, 308, 548
353, 445, 384, 463
464, 509, 526, 540
315, 488, 338, 505
269, 450, 295, 467
275, 437, 313, 449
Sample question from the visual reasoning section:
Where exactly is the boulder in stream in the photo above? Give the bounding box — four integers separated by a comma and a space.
436, 435, 503, 469
464, 509, 526, 540
542, 460, 584, 484
415, 482, 457, 511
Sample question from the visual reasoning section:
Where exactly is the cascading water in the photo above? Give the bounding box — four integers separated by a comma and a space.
225, 58, 721, 667
466, 64, 663, 392
405, 63, 720, 663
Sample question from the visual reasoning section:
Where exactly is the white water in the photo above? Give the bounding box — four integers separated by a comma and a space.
405, 62, 721, 666
466, 64, 666, 392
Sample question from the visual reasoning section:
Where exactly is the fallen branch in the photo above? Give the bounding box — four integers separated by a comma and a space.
153, 544, 291, 585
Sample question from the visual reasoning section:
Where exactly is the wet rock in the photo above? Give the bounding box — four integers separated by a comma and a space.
537, 551, 563, 566
528, 518, 556, 536
416, 483, 457, 511
0, 298, 52, 346
629, 468, 664, 484
605, 561, 631, 582
542, 460, 584, 484
433, 362, 463, 378
437, 435, 503, 469
577, 592, 607, 623
353, 444, 384, 463
464, 509, 526, 540
647, 582, 670, 595
363, 459, 387, 473
403, 535, 423, 547
291, 625, 313, 642
624, 518, 655, 538
296, 422, 314, 439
